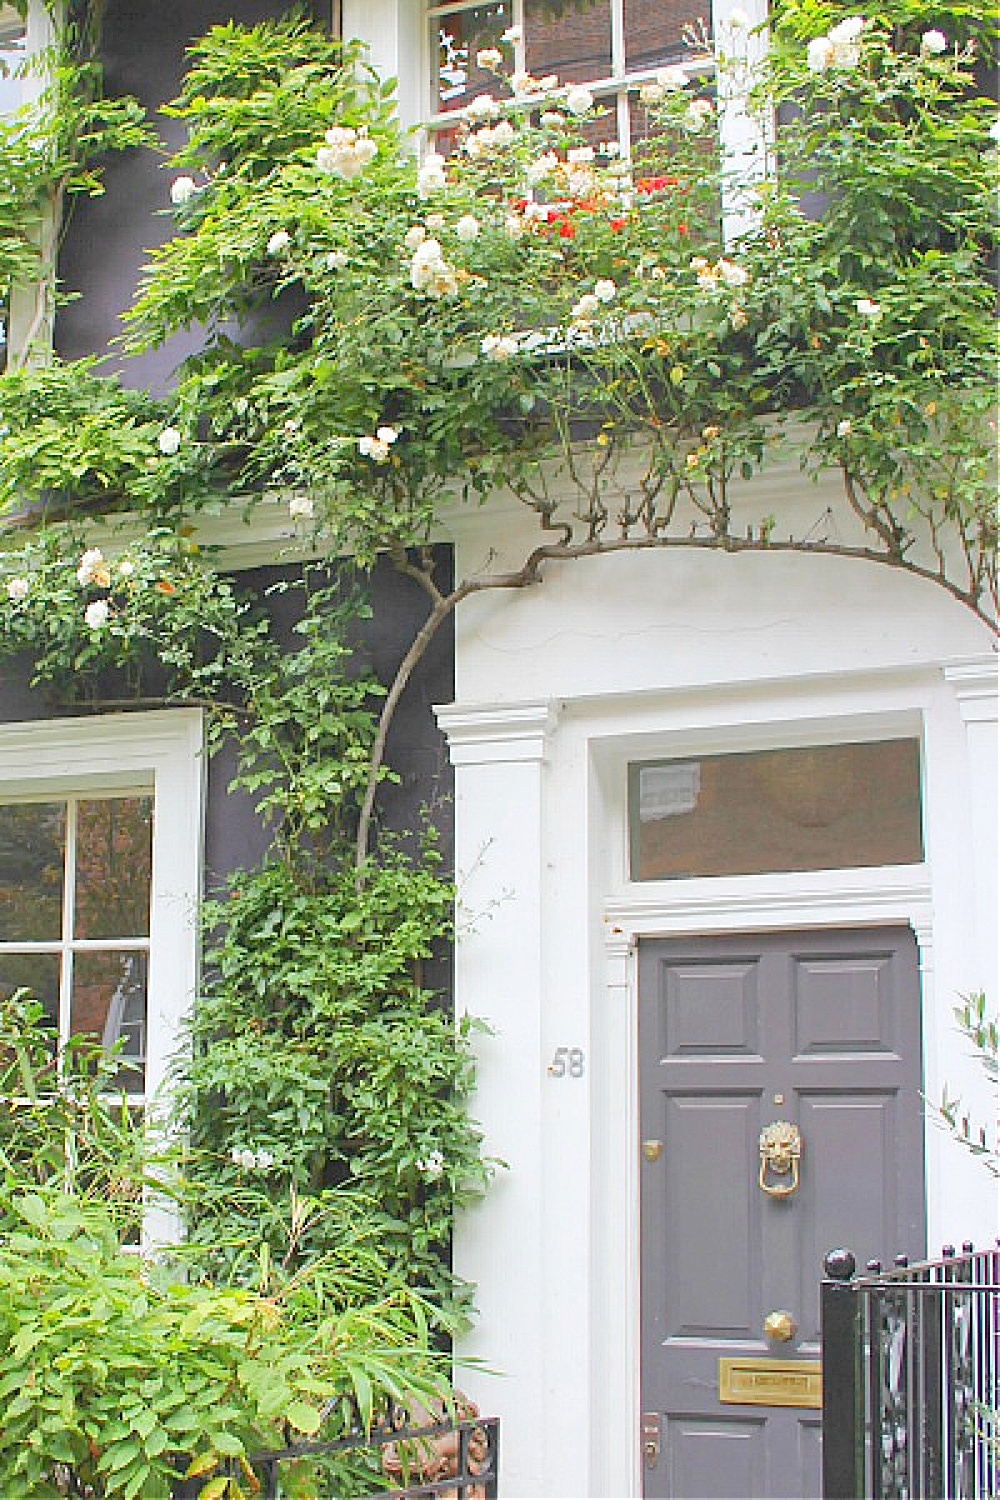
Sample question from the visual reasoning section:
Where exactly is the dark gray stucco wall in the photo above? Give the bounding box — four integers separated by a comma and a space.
0, 549, 455, 894
55, 0, 326, 394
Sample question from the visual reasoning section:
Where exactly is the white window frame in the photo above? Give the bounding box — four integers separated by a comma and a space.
0, 710, 205, 1113
1, 0, 57, 370
421, 0, 769, 223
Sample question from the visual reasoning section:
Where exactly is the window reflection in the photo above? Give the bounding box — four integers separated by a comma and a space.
0, 802, 64, 941
631, 740, 924, 880
75, 796, 152, 939
72, 951, 147, 1093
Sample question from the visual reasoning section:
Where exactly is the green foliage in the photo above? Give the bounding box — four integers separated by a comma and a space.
0, 525, 254, 700
934, 991, 999, 1176
0, 994, 456, 1499
1, 2, 150, 367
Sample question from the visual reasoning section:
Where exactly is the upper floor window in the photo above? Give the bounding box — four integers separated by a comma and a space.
0, 5, 28, 117
425, 0, 721, 155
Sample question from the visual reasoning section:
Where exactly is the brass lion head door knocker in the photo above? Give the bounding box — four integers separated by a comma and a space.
759, 1120, 802, 1198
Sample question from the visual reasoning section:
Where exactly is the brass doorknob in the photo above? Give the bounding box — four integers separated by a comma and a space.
763, 1310, 796, 1342
642, 1140, 664, 1162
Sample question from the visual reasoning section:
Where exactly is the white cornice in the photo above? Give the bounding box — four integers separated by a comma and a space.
943, 656, 998, 723
434, 700, 558, 765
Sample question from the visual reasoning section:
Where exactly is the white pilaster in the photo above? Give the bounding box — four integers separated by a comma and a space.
340, 0, 424, 130
943, 658, 998, 1003
435, 700, 557, 1498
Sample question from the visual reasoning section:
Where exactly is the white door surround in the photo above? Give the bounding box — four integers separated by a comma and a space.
438, 655, 997, 1499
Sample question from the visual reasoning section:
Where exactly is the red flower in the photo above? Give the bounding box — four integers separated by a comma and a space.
611, 217, 626, 232
676, 223, 689, 235
559, 220, 575, 239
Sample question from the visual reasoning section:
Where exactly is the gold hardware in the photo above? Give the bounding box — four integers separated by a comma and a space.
641, 1411, 661, 1468
759, 1120, 801, 1197
763, 1310, 797, 1343
774, 1093, 784, 1105
719, 1358, 822, 1409
642, 1139, 664, 1163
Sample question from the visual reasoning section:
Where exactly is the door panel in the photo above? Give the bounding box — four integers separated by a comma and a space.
640, 927, 925, 1500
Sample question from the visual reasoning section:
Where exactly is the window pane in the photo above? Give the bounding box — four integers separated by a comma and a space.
71, 950, 147, 1093
526, 0, 612, 85
0, 951, 60, 1033
74, 796, 152, 939
631, 740, 924, 880
0, 802, 65, 941
625, 0, 710, 72
430, 1, 514, 114
0, 16, 28, 118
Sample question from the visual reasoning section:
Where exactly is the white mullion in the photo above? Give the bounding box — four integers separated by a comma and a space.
58, 795, 76, 1057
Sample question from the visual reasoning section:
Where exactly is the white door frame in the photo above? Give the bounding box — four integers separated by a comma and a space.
586, 687, 939, 1499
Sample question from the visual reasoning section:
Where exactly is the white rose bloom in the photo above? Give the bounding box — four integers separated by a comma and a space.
289, 494, 315, 520
568, 145, 595, 164
117, 559, 135, 578
76, 548, 106, 586
594, 278, 617, 303
501, 24, 522, 43
505, 212, 526, 240
540, 110, 564, 127
267, 230, 292, 256
325, 125, 356, 148
565, 84, 594, 115
85, 599, 110, 630
6, 577, 29, 602
830, 15, 864, 42
426, 213, 445, 230
717, 258, 749, 288
376, 426, 399, 445
404, 225, 427, 250
856, 297, 882, 319
990, 118, 1000, 143
476, 47, 503, 70
456, 214, 480, 242
481, 333, 518, 361
492, 119, 516, 146
729, 7, 749, 27
417, 155, 447, 197
158, 426, 182, 455
640, 81, 665, 104
572, 293, 601, 318
255, 1150, 274, 1171
828, 16, 863, 66
525, 151, 559, 185
683, 98, 713, 131
807, 35, 834, 72
327, 249, 349, 269
170, 175, 198, 205
466, 92, 500, 120
836, 419, 852, 437
354, 135, 378, 165
921, 29, 947, 54
656, 65, 688, 89
316, 146, 340, 174
417, 1150, 445, 1180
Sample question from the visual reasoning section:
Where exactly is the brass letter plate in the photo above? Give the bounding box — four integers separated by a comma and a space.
719, 1358, 822, 1409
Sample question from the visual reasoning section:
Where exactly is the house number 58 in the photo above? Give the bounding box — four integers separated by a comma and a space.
548, 1047, 585, 1078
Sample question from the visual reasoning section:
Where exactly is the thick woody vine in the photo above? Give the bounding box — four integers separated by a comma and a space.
0, 0, 996, 1333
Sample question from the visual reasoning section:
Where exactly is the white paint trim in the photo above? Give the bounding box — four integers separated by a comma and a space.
944, 655, 998, 724
0, 709, 205, 1245
434, 700, 556, 763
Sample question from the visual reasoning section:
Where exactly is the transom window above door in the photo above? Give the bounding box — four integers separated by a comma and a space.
629, 738, 925, 881
0, 793, 153, 1094
426, 0, 719, 154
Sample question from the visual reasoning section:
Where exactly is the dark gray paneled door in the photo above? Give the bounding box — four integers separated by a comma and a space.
639, 927, 925, 1499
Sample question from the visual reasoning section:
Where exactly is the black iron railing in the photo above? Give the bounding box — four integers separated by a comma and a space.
822, 1242, 999, 1499
172, 1398, 499, 1500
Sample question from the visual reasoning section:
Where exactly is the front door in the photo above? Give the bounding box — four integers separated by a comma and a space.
639, 927, 925, 1499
